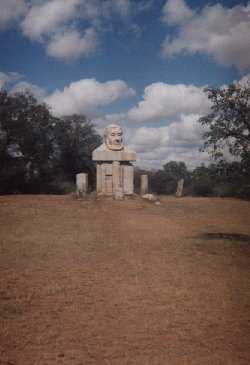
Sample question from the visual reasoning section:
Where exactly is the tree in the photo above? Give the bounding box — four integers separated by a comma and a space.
53, 115, 101, 184
199, 82, 250, 161
0, 91, 101, 194
191, 164, 215, 196
151, 161, 190, 195
0, 91, 58, 192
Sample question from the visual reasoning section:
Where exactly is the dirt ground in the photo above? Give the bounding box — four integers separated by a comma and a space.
0, 195, 250, 365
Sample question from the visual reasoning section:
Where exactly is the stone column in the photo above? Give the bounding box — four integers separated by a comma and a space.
96, 163, 102, 193
112, 161, 124, 199
76, 173, 88, 198
123, 164, 134, 195
176, 178, 184, 197
140, 174, 149, 195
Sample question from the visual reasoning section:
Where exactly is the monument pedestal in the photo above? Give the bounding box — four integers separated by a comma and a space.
93, 148, 136, 197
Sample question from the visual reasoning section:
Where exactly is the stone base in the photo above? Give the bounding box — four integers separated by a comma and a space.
96, 161, 134, 196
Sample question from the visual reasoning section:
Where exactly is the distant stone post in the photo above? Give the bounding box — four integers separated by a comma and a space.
140, 174, 149, 195
76, 173, 88, 198
176, 178, 184, 197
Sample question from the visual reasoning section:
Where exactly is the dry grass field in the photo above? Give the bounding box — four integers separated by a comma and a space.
0, 195, 250, 365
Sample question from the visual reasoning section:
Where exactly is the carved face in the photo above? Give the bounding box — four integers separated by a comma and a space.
104, 124, 124, 151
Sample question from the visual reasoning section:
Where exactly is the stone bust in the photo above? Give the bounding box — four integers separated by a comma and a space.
104, 124, 124, 151
92, 123, 136, 161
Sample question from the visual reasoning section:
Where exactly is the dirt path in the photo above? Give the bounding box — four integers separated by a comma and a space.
0, 195, 250, 365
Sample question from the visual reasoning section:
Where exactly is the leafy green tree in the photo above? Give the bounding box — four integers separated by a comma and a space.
0, 91, 58, 192
199, 82, 250, 161
191, 164, 215, 196
152, 161, 190, 194
0, 91, 101, 193
198, 81, 250, 198
53, 115, 101, 186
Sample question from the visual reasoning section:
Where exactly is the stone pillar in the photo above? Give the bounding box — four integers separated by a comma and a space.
140, 174, 149, 195
76, 173, 88, 198
96, 163, 102, 193
112, 161, 124, 199
176, 178, 184, 197
123, 165, 134, 195
101, 163, 112, 195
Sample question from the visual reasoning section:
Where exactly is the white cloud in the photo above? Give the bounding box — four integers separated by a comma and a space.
92, 112, 127, 128
127, 113, 209, 169
114, 0, 131, 17
21, 0, 80, 40
10, 81, 47, 102
127, 82, 210, 122
0, 71, 23, 89
78, 0, 130, 22
130, 126, 168, 151
162, 0, 250, 70
237, 73, 250, 88
167, 113, 204, 148
21, 0, 99, 60
46, 28, 97, 60
0, 0, 27, 29
79, 0, 148, 22
162, 0, 193, 25
130, 114, 203, 151
1, 0, 150, 60
45, 78, 135, 116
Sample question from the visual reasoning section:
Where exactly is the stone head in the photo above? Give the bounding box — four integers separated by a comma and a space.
104, 124, 124, 151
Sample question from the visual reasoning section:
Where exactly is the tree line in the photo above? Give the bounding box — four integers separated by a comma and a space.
0, 80, 249, 197
135, 159, 250, 198
0, 91, 101, 194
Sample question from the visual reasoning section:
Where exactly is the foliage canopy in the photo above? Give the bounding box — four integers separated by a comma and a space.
0, 91, 101, 193
199, 82, 250, 161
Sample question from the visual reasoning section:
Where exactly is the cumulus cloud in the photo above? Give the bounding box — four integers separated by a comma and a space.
0, 0, 27, 29
0, 71, 23, 89
92, 112, 127, 128
20, 0, 99, 60
10, 81, 47, 102
162, 0, 193, 25
114, 0, 131, 17
45, 78, 135, 116
237, 73, 250, 88
130, 114, 203, 151
162, 0, 250, 70
127, 113, 209, 168
20, 0, 98, 60
78, 0, 130, 22
1, 0, 151, 60
21, 0, 80, 40
46, 28, 97, 60
79, 0, 151, 22
126, 72, 250, 168
127, 82, 210, 122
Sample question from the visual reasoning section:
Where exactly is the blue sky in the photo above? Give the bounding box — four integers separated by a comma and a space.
0, 0, 249, 168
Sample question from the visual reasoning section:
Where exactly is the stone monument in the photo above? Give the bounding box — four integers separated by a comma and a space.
92, 124, 136, 197
76, 173, 88, 198
176, 178, 184, 197
140, 175, 149, 195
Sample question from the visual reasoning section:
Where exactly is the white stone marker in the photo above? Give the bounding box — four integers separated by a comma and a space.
76, 173, 88, 198
176, 178, 184, 197
140, 174, 149, 195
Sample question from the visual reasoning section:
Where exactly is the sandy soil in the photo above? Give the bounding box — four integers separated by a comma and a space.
0, 195, 250, 365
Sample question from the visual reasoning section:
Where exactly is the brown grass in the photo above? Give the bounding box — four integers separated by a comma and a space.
0, 195, 250, 365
